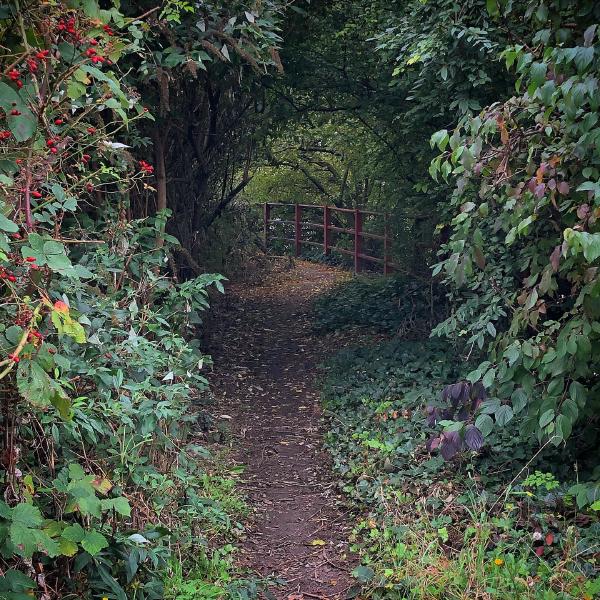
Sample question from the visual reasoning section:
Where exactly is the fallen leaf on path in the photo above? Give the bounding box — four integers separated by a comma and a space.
310, 539, 327, 546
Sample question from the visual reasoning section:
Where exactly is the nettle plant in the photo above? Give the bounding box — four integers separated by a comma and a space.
428, 0, 600, 493
426, 381, 486, 459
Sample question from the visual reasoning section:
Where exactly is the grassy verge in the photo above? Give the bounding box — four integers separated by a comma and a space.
162, 448, 271, 600
317, 279, 600, 600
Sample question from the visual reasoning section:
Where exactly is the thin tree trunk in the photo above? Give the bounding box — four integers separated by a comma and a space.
154, 132, 167, 248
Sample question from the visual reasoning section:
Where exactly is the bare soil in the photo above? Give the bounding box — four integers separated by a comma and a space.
208, 260, 359, 600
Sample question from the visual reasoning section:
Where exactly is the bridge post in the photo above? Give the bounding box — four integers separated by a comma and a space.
323, 205, 330, 256
263, 203, 270, 250
354, 208, 362, 273
294, 203, 302, 257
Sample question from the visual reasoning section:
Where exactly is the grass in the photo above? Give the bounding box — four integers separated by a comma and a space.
163, 449, 271, 599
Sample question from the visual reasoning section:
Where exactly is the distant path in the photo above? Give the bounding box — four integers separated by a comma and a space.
208, 260, 356, 600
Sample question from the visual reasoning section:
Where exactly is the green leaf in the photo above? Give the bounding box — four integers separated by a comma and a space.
101, 496, 131, 517
11, 503, 42, 528
475, 414, 494, 437
539, 408, 555, 428
494, 405, 514, 426
61, 523, 85, 543
0, 213, 19, 233
81, 529, 108, 556
0, 83, 37, 142
352, 564, 375, 583
486, 0, 499, 16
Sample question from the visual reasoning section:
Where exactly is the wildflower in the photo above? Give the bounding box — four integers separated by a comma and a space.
494, 558, 504, 566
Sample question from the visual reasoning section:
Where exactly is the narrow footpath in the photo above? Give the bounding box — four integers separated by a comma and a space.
208, 260, 357, 600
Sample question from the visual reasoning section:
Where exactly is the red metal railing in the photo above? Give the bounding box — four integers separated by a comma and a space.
263, 202, 395, 274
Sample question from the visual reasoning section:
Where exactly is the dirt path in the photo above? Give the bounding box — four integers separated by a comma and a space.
208, 261, 357, 600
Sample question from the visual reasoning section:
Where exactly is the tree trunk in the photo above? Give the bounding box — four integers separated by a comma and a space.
154, 132, 167, 248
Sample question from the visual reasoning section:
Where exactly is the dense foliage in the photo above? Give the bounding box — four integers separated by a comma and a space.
430, 0, 600, 503
317, 280, 599, 598
0, 0, 284, 597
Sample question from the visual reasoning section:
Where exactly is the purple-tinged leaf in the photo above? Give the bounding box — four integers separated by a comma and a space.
547, 178, 556, 190
426, 435, 441, 451
557, 181, 570, 195
577, 203, 591, 220
464, 425, 484, 450
470, 381, 486, 401
534, 183, 546, 198
440, 430, 462, 460
584, 24, 597, 47
528, 178, 537, 193
457, 406, 469, 421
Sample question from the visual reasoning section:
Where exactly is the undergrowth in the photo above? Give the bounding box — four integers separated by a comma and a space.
314, 275, 446, 336
317, 278, 600, 599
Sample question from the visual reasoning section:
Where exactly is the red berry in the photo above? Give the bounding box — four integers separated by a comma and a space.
87, 127, 96, 134
31, 191, 42, 198
10, 109, 21, 116
86, 183, 94, 192
16, 80, 23, 89
55, 118, 63, 125
8, 354, 19, 363
50, 147, 58, 154
7, 275, 16, 282
25, 256, 36, 262
82, 154, 91, 163
89, 38, 98, 46
8, 69, 19, 81
46, 138, 55, 146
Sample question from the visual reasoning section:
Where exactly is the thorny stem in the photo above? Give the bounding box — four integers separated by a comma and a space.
0, 305, 42, 379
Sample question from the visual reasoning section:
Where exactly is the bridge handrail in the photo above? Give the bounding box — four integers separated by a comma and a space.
263, 202, 395, 275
